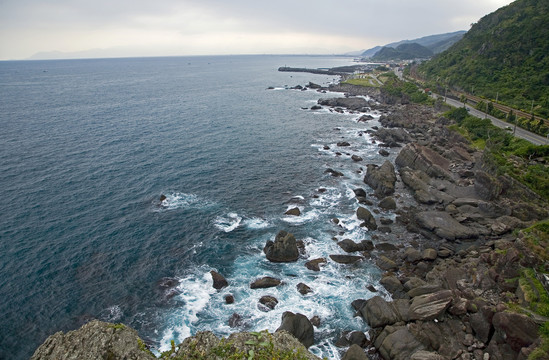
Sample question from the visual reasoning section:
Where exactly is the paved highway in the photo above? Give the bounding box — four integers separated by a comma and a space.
441, 95, 549, 146
392, 68, 547, 145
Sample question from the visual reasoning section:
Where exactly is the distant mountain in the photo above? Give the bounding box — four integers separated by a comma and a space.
418, 0, 549, 118
360, 31, 466, 58
372, 43, 433, 61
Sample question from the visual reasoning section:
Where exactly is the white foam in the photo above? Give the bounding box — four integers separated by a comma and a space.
158, 272, 215, 353
243, 217, 271, 230
99, 305, 122, 322
156, 192, 213, 211
281, 209, 320, 224
214, 212, 242, 232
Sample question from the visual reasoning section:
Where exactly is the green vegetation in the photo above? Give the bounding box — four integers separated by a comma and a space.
382, 75, 431, 104
419, 0, 549, 120
522, 220, 549, 263
372, 43, 433, 61
108, 323, 126, 330
445, 107, 549, 199
159, 331, 313, 360
343, 76, 381, 88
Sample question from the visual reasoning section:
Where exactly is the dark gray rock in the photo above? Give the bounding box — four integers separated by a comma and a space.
378, 197, 396, 210
297, 282, 313, 295
395, 143, 451, 179
492, 311, 538, 352
330, 254, 363, 264
264, 230, 299, 262
415, 211, 478, 241
342, 344, 368, 360
351, 154, 363, 162
325, 168, 344, 177
259, 295, 278, 311
250, 276, 282, 289
408, 290, 453, 321
337, 141, 351, 147
210, 270, 229, 290
305, 258, 326, 271
364, 161, 396, 196
358, 296, 410, 328
356, 207, 377, 230
284, 207, 301, 216
276, 311, 314, 348
375, 326, 425, 360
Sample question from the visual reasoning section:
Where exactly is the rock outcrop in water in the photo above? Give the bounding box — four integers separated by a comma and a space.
264, 230, 300, 262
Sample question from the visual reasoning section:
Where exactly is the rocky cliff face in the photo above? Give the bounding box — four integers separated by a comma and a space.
31, 320, 321, 360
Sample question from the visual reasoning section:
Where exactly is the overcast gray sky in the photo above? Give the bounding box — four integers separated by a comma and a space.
0, 0, 513, 60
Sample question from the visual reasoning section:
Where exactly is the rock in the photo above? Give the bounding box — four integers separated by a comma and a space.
318, 97, 369, 111
404, 248, 422, 263
330, 254, 363, 264
325, 168, 344, 177
276, 311, 314, 348
224, 294, 235, 304
375, 242, 398, 251
492, 312, 538, 351
30, 320, 156, 360
310, 316, 321, 327
358, 296, 410, 328
408, 290, 453, 321
422, 248, 438, 261
284, 207, 301, 216
337, 141, 351, 147
305, 258, 326, 271
364, 161, 397, 196
259, 295, 278, 310
378, 197, 397, 210
250, 276, 282, 289
177, 330, 321, 360
337, 239, 364, 253
380, 275, 405, 297
352, 154, 363, 162
379, 149, 390, 157
376, 255, 398, 271
159, 194, 167, 202
264, 230, 299, 262
228, 313, 243, 327
407, 285, 442, 298
356, 207, 377, 230
403, 277, 427, 291
375, 326, 425, 360
415, 211, 478, 241
469, 312, 493, 344
395, 143, 451, 179
311, 105, 322, 110
308, 82, 321, 89
474, 170, 502, 201
342, 344, 368, 360
297, 282, 313, 295
353, 188, 367, 198
210, 270, 229, 290
358, 114, 374, 122
410, 350, 447, 359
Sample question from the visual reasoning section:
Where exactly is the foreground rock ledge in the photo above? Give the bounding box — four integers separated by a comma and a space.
31, 320, 321, 360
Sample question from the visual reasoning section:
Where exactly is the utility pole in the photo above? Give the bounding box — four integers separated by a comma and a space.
444, 86, 447, 102
495, 92, 498, 104
531, 100, 534, 114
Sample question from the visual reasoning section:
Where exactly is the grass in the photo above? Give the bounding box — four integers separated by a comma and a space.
343, 76, 381, 88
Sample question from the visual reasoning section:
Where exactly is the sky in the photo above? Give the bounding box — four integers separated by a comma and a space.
0, 0, 514, 60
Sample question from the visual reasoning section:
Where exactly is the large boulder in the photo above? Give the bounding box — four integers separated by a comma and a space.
358, 296, 410, 328
364, 161, 397, 196
408, 290, 453, 321
305, 258, 326, 271
330, 254, 363, 264
395, 143, 451, 180
356, 207, 378, 230
399, 167, 454, 205
342, 344, 368, 360
276, 311, 314, 348
374, 326, 425, 360
415, 211, 478, 241
264, 230, 299, 262
474, 170, 502, 201
492, 312, 539, 351
30, 320, 156, 360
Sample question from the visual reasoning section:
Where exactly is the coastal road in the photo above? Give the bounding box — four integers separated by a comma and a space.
440, 95, 549, 145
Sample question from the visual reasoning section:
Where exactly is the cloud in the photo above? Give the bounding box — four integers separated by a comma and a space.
0, 0, 514, 59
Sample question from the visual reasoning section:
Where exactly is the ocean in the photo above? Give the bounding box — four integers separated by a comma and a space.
0, 55, 393, 359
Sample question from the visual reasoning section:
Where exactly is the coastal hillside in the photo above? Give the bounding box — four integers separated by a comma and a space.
418, 0, 549, 119
361, 31, 466, 58
372, 43, 433, 61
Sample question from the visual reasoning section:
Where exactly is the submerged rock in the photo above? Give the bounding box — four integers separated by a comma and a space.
284, 207, 301, 216
250, 276, 282, 289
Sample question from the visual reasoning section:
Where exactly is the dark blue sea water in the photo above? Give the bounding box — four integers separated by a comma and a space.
0, 55, 393, 359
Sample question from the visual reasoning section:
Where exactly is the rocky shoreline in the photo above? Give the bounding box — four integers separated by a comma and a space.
31, 82, 548, 359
